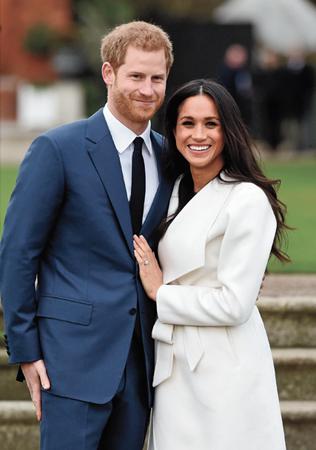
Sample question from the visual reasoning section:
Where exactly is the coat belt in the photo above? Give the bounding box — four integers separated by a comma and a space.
152, 319, 204, 387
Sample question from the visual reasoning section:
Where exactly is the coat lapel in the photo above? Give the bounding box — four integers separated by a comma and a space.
159, 175, 236, 284
86, 110, 134, 256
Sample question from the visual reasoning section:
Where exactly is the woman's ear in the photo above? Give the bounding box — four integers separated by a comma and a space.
102, 62, 115, 86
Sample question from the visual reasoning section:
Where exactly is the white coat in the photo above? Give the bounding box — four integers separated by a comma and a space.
148, 174, 286, 450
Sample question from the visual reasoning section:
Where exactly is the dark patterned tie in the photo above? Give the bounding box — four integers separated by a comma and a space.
130, 137, 145, 234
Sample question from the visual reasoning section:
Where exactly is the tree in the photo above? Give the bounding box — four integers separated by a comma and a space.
75, 0, 135, 70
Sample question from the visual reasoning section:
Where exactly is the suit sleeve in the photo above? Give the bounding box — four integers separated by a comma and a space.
0, 135, 65, 363
156, 184, 277, 327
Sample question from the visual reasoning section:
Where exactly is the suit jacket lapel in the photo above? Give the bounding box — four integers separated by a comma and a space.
86, 110, 134, 256
141, 132, 173, 239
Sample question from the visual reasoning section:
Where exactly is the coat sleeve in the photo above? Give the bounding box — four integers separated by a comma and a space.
0, 135, 65, 363
156, 184, 277, 327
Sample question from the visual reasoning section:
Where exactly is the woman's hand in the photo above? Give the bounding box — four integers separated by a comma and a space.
133, 235, 163, 301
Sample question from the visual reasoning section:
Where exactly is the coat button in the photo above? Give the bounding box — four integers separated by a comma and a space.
129, 308, 137, 315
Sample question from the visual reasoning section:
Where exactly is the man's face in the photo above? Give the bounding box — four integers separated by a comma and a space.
102, 46, 168, 133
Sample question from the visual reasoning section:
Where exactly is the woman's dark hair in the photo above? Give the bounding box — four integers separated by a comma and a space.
159, 79, 290, 263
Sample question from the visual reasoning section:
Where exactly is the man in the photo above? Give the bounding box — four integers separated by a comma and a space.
218, 44, 253, 129
0, 21, 173, 450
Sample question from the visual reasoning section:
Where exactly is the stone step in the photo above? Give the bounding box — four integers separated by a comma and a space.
282, 401, 316, 450
0, 401, 39, 450
258, 296, 316, 347
273, 348, 316, 401
0, 400, 315, 450
0, 351, 29, 401
260, 274, 316, 297
1, 348, 316, 402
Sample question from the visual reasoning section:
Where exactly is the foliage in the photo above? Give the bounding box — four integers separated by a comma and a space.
132, 0, 222, 19
81, 77, 107, 116
23, 23, 61, 57
75, 0, 135, 71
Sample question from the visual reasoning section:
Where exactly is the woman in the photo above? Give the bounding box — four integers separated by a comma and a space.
133, 79, 288, 450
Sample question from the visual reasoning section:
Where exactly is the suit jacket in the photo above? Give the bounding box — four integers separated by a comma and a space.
0, 109, 173, 405
149, 175, 286, 449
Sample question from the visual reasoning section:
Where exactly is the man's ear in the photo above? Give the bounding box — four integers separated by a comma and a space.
102, 62, 115, 86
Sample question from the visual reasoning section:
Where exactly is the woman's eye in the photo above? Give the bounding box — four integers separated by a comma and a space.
207, 121, 218, 127
182, 121, 194, 126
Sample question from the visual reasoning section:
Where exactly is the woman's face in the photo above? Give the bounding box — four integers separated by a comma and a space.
174, 94, 224, 173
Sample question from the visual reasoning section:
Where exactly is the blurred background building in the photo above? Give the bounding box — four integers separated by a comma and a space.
1, 0, 86, 129
1, 0, 316, 151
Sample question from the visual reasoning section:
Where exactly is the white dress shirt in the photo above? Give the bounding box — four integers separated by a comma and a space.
103, 104, 160, 224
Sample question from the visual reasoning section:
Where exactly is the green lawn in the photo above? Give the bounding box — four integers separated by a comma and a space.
0, 165, 18, 235
264, 158, 316, 273
1, 158, 316, 272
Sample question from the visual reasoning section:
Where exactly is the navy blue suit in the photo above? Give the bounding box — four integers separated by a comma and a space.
0, 109, 172, 449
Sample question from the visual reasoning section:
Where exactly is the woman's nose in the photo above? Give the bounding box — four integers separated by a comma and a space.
192, 126, 207, 140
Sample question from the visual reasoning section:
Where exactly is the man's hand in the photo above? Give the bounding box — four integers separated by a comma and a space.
21, 359, 50, 421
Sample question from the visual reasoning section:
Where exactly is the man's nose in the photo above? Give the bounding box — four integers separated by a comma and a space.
139, 79, 154, 96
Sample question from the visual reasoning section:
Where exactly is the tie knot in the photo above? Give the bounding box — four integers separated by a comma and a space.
133, 137, 144, 153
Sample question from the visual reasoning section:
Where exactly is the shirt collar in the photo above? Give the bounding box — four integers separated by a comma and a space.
103, 104, 153, 155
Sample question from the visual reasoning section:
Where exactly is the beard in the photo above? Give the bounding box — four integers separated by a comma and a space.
111, 86, 164, 125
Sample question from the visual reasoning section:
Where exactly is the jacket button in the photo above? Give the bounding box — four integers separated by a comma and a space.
129, 308, 137, 315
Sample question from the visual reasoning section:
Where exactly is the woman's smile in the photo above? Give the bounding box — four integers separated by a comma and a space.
187, 144, 211, 152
